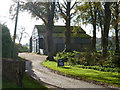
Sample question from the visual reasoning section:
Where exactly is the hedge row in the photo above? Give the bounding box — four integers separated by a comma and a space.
76, 65, 120, 73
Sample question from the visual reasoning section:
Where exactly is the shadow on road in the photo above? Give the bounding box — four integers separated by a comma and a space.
23, 59, 64, 89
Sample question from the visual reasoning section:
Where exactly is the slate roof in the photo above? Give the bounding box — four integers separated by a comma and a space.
35, 25, 91, 38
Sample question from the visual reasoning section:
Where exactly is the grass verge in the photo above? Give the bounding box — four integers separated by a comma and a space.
2, 74, 48, 89
42, 60, 120, 88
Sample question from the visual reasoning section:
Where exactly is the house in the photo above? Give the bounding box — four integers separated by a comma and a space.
29, 25, 92, 55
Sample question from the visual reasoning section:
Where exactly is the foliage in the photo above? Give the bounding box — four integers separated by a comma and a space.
56, 51, 120, 68
56, 51, 101, 66
1, 24, 18, 58
56, 51, 79, 65
56, 51, 120, 72
16, 44, 29, 53
10, 1, 56, 60
76, 65, 120, 73
104, 52, 120, 68
42, 61, 120, 87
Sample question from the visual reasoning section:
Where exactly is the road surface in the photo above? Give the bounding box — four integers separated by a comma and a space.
19, 53, 104, 89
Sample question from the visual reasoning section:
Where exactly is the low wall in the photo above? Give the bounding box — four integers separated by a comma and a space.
2, 58, 25, 87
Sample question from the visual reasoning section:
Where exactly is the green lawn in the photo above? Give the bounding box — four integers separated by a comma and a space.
42, 60, 120, 87
2, 74, 48, 89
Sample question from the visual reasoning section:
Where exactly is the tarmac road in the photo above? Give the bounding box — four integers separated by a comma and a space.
19, 53, 104, 89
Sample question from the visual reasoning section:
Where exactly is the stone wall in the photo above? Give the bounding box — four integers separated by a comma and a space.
2, 58, 25, 87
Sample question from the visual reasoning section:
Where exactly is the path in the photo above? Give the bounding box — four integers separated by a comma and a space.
19, 53, 104, 89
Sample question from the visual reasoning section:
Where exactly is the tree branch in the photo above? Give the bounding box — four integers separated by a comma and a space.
61, 3, 67, 10
29, 3, 47, 25
51, 2, 55, 20
57, 2, 66, 20
70, 1, 77, 10
70, 12, 74, 17
63, 0, 67, 6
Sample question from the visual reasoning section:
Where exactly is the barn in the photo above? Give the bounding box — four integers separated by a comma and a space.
29, 25, 92, 55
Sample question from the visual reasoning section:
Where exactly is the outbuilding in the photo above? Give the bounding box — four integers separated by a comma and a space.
30, 25, 92, 55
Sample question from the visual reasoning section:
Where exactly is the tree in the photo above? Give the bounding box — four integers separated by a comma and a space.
97, 2, 104, 53
10, 1, 56, 60
75, 2, 114, 57
16, 27, 29, 45
102, 2, 112, 57
75, 2, 98, 52
111, 2, 120, 53
89, 2, 97, 52
57, 0, 77, 52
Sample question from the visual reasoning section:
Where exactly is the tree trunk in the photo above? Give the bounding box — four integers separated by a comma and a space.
101, 27, 104, 52
115, 28, 119, 53
65, 2, 71, 52
115, 3, 119, 53
46, 26, 54, 60
46, 2, 55, 61
92, 10, 96, 52
90, 2, 96, 52
102, 2, 111, 57
98, 9, 104, 53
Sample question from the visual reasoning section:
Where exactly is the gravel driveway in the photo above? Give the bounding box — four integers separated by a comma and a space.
19, 53, 104, 89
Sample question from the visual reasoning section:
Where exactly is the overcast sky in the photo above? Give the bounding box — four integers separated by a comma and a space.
0, 0, 102, 45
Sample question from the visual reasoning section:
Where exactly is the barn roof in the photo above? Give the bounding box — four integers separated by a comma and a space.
35, 25, 91, 38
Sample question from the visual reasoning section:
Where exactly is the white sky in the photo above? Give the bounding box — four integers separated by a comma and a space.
0, 0, 102, 45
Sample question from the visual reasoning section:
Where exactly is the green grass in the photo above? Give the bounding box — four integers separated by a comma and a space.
2, 78, 19, 88
42, 60, 120, 87
2, 74, 48, 89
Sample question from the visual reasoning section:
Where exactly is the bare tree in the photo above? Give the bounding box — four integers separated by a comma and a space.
57, 0, 77, 52
16, 27, 29, 45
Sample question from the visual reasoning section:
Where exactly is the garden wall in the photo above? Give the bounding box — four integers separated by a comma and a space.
2, 58, 25, 87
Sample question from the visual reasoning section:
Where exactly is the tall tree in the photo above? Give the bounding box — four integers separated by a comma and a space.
102, 2, 111, 57
75, 2, 98, 52
111, 2, 120, 53
57, 0, 77, 52
97, 2, 104, 53
19, 1, 55, 60
89, 2, 97, 52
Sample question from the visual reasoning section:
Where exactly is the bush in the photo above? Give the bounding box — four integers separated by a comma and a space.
56, 51, 79, 65
16, 44, 29, 53
56, 50, 120, 71
56, 51, 102, 66
103, 52, 120, 68
76, 51, 102, 66
1, 24, 18, 58
111, 54, 120, 68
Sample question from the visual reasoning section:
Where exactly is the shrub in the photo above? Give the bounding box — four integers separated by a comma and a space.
111, 54, 120, 68
56, 51, 80, 65
56, 51, 102, 66
56, 51, 120, 71
1, 24, 18, 58
103, 52, 120, 68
